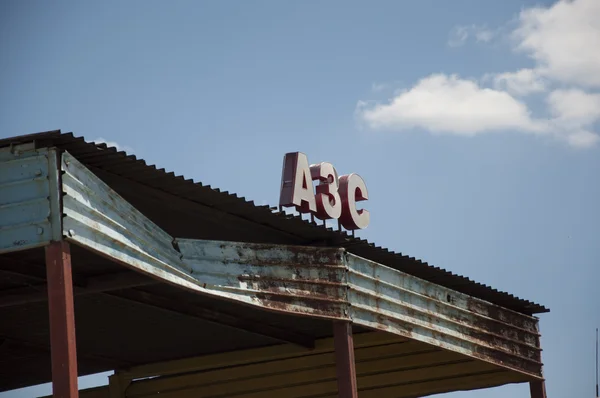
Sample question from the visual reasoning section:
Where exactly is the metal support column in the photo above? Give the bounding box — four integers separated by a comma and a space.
529, 381, 547, 398
333, 321, 358, 398
46, 241, 79, 398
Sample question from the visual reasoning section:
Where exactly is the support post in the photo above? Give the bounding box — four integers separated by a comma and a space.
529, 381, 547, 398
333, 321, 358, 398
46, 241, 79, 398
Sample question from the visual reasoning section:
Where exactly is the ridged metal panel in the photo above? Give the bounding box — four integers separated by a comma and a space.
0, 145, 61, 254
0, 131, 548, 315
60, 152, 347, 320
61, 152, 192, 284
346, 254, 543, 378
177, 239, 348, 319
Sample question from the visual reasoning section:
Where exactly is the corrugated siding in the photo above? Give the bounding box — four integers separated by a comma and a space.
0, 144, 60, 253
61, 151, 193, 284
177, 239, 347, 319
346, 254, 543, 378
61, 152, 348, 320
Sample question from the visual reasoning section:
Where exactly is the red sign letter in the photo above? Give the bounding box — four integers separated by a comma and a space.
339, 174, 370, 230
310, 162, 342, 220
279, 152, 316, 213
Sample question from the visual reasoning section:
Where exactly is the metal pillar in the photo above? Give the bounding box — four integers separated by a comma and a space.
333, 321, 358, 398
46, 241, 79, 398
529, 381, 547, 398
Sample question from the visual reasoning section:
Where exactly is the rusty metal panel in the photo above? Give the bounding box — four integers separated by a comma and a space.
61, 151, 192, 283
177, 239, 347, 319
345, 253, 543, 378
0, 145, 61, 253
60, 152, 347, 320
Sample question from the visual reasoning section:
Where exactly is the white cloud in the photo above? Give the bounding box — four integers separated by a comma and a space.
93, 137, 134, 153
514, 0, 600, 88
565, 130, 600, 148
448, 25, 496, 47
358, 74, 540, 135
547, 89, 600, 125
490, 68, 547, 96
546, 89, 600, 147
359, 0, 600, 148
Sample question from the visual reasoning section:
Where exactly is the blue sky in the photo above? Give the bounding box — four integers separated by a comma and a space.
1, 0, 599, 397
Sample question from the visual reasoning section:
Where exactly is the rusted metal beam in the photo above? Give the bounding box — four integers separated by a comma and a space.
46, 241, 79, 398
110, 288, 315, 349
0, 271, 156, 308
333, 321, 358, 398
529, 380, 547, 398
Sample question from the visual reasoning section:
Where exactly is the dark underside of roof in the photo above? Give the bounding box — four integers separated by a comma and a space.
0, 130, 547, 316
0, 246, 343, 392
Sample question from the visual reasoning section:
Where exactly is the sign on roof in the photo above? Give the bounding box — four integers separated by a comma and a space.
279, 152, 369, 230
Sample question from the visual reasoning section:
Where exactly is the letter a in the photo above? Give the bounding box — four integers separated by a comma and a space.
279, 152, 316, 213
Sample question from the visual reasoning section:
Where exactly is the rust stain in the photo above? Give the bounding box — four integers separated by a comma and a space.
217, 242, 344, 267
466, 298, 537, 333
253, 291, 347, 319
239, 276, 345, 301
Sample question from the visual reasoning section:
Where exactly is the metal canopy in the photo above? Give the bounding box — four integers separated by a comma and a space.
0, 135, 548, 397
0, 130, 548, 315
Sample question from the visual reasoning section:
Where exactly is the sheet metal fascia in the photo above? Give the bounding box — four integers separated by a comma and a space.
176, 239, 348, 320
61, 151, 195, 285
0, 144, 61, 253
61, 152, 347, 320
345, 253, 543, 379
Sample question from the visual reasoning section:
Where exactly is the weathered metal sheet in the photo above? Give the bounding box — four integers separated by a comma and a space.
60, 152, 347, 320
61, 152, 192, 285
345, 254, 543, 378
177, 239, 347, 319
0, 145, 61, 253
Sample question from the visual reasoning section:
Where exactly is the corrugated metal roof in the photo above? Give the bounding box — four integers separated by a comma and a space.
0, 130, 548, 315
